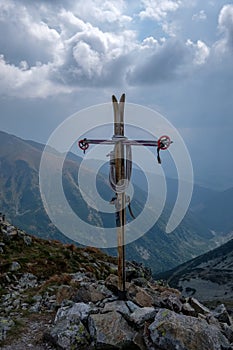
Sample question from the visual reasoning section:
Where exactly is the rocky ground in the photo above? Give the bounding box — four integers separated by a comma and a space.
1, 219, 233, 349
1, 313, 55, 350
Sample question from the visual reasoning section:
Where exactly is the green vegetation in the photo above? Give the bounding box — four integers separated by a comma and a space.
0, 230, 117, 299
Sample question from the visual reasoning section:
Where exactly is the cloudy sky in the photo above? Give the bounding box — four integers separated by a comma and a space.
0, 0, 233, 189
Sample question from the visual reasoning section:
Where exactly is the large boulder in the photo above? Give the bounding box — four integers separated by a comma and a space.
127, 284, 154, 307
101, 300, 130, 316
129, 307, 157, 327
188, 297, 210, 316
46, 303, 91, 349
47, 317, 90, 350
145, 308, 230, 350
88, 310, 140, 349
55, 302, 92, 323
212, 304, 232, 326
74, 281, 112, 303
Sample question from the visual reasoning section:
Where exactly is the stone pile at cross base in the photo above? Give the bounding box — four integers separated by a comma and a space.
1, 271, 233, 349
1, 218, 233, 350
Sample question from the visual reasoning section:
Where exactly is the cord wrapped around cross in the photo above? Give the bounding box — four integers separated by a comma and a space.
78, 134, 171, 163
78, 94, 172, 299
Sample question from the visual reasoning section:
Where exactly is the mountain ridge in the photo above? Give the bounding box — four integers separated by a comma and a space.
0, 130, 232, 274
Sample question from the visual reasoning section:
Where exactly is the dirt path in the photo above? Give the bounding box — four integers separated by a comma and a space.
1, 313, 56, 350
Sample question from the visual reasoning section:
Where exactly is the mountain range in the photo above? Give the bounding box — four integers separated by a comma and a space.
0, 130, 233, 274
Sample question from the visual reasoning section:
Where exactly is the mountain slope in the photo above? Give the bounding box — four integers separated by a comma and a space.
156, 238, 233, 306
0, 130, 230, 273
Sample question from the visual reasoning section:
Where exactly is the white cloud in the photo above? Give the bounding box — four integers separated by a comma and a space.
162, 21, 179, 37
72, 0, 132, 26
186, 39, 210, 65
72, 41, 101, 78
216, 4, 233, 53
0, 55, 71, 98
139, 0, 182, 21
142, 36, 159, 48
192, 10, 207, 21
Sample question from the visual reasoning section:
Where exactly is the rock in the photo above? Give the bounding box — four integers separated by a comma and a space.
18, 273, 37, 289
71, 271, 92, 283
126, 300, 140, 313
207, 314, 221, 327
102, 300, 130, 316
47, 315, 90, 350
145, 308, 230, 350
212, 304, 232, 326
188, 297, 210, 316
182, 302, 196, 317
5, 274, 11, 283
30, 302, 41, 313
126, 261, 152, 281
132, 277, 148, 287
23, 235, 32, 246
74, 282, 112, 304
32, 294, 43, 303
161, 294, 183, 313
127, 284, 154, 307
105, 274, 119, 294
221, 323, 233, 343
88, 310, 138, 349
126, 266, 143, 281
55, 302, 92, 323
129, 307, 157, 326
56, 285, 74, 304
12, 298, 20, 308
0, 317, 15, 341
10, 261, 21, 271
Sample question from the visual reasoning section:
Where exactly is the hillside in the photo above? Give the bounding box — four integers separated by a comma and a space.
156, 238, 233, 309
0, 130, 232, 274
1, 217, 233, 350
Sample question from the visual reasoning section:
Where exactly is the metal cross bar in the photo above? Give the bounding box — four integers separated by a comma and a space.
79, 138, 172, 147
78, 94, 172, 299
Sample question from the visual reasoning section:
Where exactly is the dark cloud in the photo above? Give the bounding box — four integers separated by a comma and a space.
0, 2, 60, 67
127, 39, 189, 85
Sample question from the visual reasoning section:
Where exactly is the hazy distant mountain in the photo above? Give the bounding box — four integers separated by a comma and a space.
190, 187, 233, 234
156, 238, 233, 307
0, 130, 231, 273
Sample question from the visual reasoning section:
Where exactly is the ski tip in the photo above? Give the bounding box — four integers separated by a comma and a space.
120, 93, 125, 103
112, 95, 118, 103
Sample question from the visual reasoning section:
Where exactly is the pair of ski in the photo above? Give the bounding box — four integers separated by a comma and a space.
78, 94, 172, 299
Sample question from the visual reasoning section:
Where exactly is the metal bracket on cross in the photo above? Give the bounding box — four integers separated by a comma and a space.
78, 94, 172, 299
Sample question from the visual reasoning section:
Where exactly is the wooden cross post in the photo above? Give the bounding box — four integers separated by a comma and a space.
112, 94, 126, 299
78, 93, 172, 300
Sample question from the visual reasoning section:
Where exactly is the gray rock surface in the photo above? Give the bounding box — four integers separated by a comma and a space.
48, 316, 90, 350
129, 307, 157, 326
55, 302, 92, 323
146, 308, 230, 350
88, 310, 137, 349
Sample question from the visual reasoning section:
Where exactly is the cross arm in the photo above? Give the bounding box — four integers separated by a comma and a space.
78, 135, 172, 152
